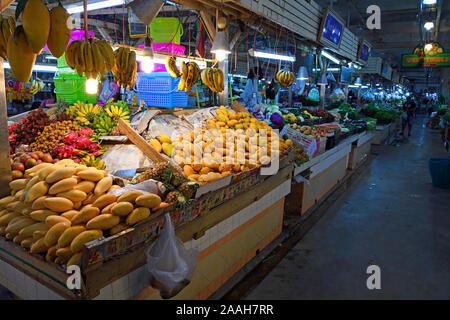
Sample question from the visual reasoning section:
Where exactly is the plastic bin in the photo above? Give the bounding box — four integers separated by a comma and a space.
54, 73, 96, 104
138, 43, 185, 72
136, 72, 188, 108
429, 158, 450, 189
150, 17, 183, 44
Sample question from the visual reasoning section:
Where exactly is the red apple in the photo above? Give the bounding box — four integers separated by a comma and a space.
12, 162, 25, 172
19, 155, 29, 164
35, 151, 44, 159
42, 154, 53, 163
29, 153, 39, 160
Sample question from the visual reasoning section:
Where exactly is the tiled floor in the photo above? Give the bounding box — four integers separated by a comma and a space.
247, 116, 450, 300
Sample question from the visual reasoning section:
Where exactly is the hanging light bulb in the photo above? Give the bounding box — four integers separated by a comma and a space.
140, 58, 154, 73
211, 31, 231, 62
140, 35, 154, 73
86, 78, 98, 94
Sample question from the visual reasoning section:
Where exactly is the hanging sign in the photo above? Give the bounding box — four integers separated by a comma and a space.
357, 39, 372, 64
317, 6, 346, 50
402, 43, 450, 68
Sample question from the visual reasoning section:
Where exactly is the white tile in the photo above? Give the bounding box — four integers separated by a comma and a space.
95, 284, 113, 300
48, 290, 63, 300
190, 238, 200, 249
25, 279, 36, 299
36, 283, 49, 300
183, 241, 192, 249
111, 276, 129, 298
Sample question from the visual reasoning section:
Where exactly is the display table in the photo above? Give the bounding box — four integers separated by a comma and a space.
348, 132, 375, 170
372, 124, 392, 145
285, 132, 372, 216
0, 163, 293, 300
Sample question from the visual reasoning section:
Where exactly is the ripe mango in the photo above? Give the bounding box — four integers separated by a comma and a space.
47, 5, 71, 58
22, 0, 50, 53
162, 143, 174, 157
6, 27, 37, 83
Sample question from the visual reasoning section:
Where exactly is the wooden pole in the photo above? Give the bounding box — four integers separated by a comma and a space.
0, 58, 11, 197
84, 0, 88, 42
218, 60, 229, 106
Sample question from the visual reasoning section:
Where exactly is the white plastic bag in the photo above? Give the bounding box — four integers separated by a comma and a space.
146, 213, 199, 298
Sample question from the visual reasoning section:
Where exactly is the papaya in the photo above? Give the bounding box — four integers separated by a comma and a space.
6, 27, 37, 83
22, 0, 50, 53
47, 5, 71, 58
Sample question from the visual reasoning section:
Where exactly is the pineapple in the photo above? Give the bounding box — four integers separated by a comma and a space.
165, 191, 185, 204
178, 181, 199, 199
171, 171, 188, 187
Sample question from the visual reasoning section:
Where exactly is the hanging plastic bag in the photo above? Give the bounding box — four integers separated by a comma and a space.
146, 213, 199, 299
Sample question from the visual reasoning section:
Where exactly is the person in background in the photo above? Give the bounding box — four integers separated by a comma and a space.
240, 69, 258, 108
402, 96, 416, 137
266, 81, 276, 103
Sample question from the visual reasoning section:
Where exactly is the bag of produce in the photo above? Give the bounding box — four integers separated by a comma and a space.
146, 213, 199, 299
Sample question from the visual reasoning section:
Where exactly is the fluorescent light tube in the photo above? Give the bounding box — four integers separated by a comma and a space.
423, 0, 437, 5
3, 62, 57, 73
424, 22, 434, 30
248, 49, 295, 62
321, 51, 340, 64
312, 68, 340, 72
67, 0, 125, 14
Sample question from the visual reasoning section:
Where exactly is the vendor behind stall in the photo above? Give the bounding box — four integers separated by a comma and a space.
240, 70, 261, 108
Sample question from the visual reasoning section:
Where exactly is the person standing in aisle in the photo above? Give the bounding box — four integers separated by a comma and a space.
266, 81, 276, 104
240, 70, 258, 108
402, 96, 416, 137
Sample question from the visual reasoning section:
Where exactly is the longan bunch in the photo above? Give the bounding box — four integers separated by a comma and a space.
31, 121, 80, 154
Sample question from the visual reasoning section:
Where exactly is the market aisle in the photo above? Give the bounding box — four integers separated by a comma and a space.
246, 116, 450, 300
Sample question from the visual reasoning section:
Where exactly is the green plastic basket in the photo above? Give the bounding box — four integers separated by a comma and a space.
54, 74, 96, 104
150, 17, 183, 44
57, 53, 69, 68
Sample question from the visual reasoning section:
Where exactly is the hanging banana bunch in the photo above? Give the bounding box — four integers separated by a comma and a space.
0, 16, 15, 60
276, 69, 295, 87
166, 56, 181, 78
30, 78, 44, 94
201, 67, 224, 93
178, 61, 200, 92
65, 39, 114, 79
112, 47, 138, 89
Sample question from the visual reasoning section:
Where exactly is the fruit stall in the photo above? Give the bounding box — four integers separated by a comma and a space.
0, 0, 385, 300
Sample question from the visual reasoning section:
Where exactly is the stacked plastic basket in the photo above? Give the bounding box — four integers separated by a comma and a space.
136, 17, 188, 108
136, 72, 188, 108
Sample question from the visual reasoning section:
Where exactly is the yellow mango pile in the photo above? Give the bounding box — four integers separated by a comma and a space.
0, 160, 164, 268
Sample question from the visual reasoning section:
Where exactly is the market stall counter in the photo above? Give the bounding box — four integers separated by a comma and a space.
285, 131, 374, 216
0, 161, 292, 299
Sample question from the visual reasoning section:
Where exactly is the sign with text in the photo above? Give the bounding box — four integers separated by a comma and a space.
402, 43, 450, 68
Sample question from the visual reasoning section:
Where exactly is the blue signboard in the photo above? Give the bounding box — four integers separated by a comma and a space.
323, 14, 343, 46
318, 6, 345, 50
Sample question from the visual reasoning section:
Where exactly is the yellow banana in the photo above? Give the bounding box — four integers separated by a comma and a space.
166, 57, 181, 78
92, 42, 105, 78
75, 42, 86, 77
217, 69, 224, 92
97, 40, 114, 72
178, 62, 188, 91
